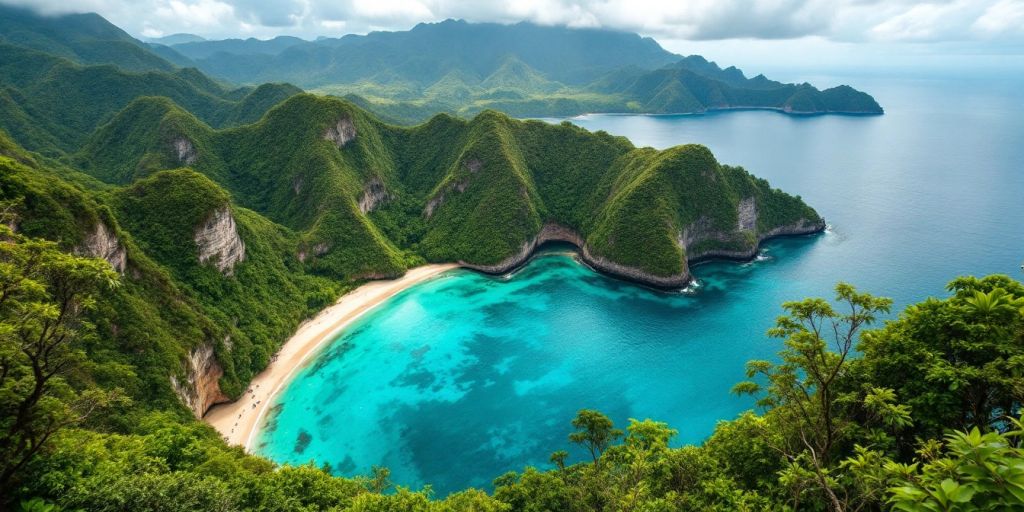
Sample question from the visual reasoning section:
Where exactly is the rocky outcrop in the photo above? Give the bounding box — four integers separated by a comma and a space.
682, 198, 825, 264
579, 247, 692, 289
424, 179, 468, 218
324, 117, 356, 147
461, 223, 692, 288
171, 342, 229, 418
424, 159, 479, 218
195, 207, 246, 275
737, 197, 757, 232
358, 177, 390, 213
172, 137, 198, 165
460, 224, 584, 274
76, 222, 127, 273
297, 242, 330, 263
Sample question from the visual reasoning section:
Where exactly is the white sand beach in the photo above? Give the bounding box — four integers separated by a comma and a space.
204, 264, 459, 449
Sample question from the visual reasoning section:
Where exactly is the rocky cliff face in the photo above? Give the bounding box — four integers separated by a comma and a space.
172, 137, 198, 165
296, 241, 330, 263
76, 222, 127, 273
737, 197, 757, 232
681, 197, 824, 265
324, 117, 356, 147
358, 177, 390, 213
170, 342, 229, 418
460, 224, 584, 274
462, 196, 824, 290
194, 207, 246, 275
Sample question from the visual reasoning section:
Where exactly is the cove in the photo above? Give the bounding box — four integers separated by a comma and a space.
254, 71, 1024, 495
253, 241, 825, 494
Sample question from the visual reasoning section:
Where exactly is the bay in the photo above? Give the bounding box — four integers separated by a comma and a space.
254, 72, 1024, 494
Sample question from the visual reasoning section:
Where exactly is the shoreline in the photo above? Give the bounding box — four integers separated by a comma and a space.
463, 221, 826, 292
541, 107, 883, 122
204, 227, 824, 450
203, 263, 459, 450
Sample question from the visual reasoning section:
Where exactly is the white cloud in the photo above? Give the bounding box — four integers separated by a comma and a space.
972, 0, 1024, 38
2, 0, 1022, 45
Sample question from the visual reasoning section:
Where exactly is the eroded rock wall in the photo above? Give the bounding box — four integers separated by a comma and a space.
76, 222, 127, 273
172, 137, 198, 165
171, 342, 229, 418
358, 177, 390, 213
195, 207, 246, 275
324, 117, 356, 147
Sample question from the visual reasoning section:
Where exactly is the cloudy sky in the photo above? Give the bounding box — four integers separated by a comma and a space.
4, 0, 1023, 75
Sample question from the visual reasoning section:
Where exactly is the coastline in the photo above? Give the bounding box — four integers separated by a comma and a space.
203, 263, 459, 450
204, 224, 824, 450
462, 221, 826, 291
551, 107, 883, 121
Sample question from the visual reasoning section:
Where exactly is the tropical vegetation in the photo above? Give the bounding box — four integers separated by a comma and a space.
2, 6, 1014, 512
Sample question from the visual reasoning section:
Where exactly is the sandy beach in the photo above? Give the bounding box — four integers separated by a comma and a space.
204, 263, 459, 449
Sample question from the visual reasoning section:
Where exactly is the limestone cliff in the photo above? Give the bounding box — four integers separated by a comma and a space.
462, 196, 823, 290
681, 197, 825, 264
194, 207, 246, 275
76, 222, 127, 273
170, 342, 229, 418
358, 177, 390, 213
460, 224, 584, 274
324, 117, 356, 147
171, 137, 198, 165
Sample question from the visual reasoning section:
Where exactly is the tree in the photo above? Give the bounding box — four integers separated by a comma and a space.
569, 409, 623, 467
843, 417, 1024, 511
734, 283, 891, 512
886, 420, 1024, 511
549, 450, 568, 472
856, 275, 1024, 442
0, 211, 126, 500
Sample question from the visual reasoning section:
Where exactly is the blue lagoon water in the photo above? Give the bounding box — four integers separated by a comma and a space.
255, 73, 1024, 494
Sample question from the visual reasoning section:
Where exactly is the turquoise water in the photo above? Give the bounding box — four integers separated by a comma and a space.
255, 72, 1024, 494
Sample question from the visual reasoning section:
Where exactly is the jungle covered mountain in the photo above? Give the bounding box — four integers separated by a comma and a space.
166, 19, 882, 122
71, 92, 822, 289
0, 1, 822, 428
2, 6, 882, 124
0, 4, 186, 72
0, 6, 825, 291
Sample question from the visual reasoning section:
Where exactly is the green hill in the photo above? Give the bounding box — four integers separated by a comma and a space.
591, 65, 883, 114
0, 44, 300, 155
0, 129, 347, 414
0, 4, 176, 72
74, 93, 822, 288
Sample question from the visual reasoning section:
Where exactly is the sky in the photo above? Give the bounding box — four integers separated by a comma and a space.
3, 0, 1023, 77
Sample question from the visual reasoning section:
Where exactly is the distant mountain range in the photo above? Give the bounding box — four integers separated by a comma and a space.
152, 17, 886, 122
0, 5, 882, 124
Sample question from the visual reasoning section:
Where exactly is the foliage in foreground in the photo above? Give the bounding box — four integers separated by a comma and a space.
3, 210, 1021, 510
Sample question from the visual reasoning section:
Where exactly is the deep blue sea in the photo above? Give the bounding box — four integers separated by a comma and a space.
254, 71, 1024, 494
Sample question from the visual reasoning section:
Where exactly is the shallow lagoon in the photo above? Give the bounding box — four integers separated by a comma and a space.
255, 73, 1024, 494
